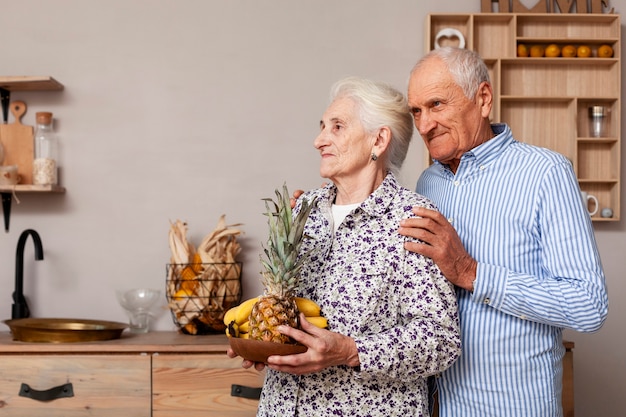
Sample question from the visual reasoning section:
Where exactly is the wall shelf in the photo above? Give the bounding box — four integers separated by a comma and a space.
0, 76, 65, 232
0, 185, 65, 193
0, 76, 63, 123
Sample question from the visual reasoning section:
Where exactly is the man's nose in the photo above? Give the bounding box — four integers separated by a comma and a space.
416, 112, 436, 135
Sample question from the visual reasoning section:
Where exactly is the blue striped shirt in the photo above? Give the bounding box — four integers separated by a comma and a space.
416, 124, 608, 417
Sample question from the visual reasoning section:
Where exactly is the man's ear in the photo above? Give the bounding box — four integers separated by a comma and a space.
477, 81, 494, 118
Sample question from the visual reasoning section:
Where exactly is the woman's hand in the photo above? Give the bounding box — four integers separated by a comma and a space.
264, 314, 359, 375
227, 346, 267, 371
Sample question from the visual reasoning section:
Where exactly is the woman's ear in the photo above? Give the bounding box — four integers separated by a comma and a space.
372, 126, 392, 157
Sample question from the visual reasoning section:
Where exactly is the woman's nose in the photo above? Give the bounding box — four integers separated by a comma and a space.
314, 131, 326, 149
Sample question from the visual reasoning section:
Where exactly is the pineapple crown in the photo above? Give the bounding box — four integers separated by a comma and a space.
259, 183, 316, 297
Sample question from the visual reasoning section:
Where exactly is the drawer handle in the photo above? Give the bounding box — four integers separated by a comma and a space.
231, 384, 262, 400
19, 382, 74, 402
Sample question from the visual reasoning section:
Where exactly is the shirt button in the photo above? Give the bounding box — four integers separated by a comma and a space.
453, 180, 460, 186
483, 298, 490, 304
520, 315, 527, 320
447, 218, 454, 224
480, 165, 486, 170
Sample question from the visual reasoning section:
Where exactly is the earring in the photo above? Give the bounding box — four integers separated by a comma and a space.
371, 153, 378, 161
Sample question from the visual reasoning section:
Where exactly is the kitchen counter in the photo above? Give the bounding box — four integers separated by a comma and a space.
0, 331, 262, 417
0, 330, 230, 353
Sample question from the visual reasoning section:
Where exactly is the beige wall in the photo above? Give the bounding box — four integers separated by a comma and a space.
0, 1, 623, 415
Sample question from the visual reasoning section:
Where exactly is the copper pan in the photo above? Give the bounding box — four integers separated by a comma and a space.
3, 318, 127, 343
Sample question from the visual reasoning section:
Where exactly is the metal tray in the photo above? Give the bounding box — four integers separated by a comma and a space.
3, 318, 127, 343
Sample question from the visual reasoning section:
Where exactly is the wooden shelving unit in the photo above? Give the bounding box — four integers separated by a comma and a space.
426, 13, 621, 222
0, 76, 65, 231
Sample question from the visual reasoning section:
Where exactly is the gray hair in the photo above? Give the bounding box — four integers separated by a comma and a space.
412, 47, 491, 99
329, 76, 414, 175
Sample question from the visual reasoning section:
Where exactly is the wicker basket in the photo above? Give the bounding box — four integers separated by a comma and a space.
166, 262, 242, 335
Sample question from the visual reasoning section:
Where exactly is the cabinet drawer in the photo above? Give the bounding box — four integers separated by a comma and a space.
152, 354, 264, 417
0, 354, 151, 417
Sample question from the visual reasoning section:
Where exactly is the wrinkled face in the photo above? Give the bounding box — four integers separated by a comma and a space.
407, 57, 486, 167
314, 96, 374, 181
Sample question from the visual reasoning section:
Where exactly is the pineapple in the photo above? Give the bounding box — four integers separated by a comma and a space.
249, 184, 316, 344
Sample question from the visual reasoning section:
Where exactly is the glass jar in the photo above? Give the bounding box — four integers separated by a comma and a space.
588, 105, 608, 138
33, 112, 58, 185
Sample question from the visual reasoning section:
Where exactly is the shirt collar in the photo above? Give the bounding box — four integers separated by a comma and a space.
431, 123, 514, 171
320, 171, 400, 218
470, 123, 514, 166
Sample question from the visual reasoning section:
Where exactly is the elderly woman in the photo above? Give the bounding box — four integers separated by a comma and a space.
247, 77, 460, 417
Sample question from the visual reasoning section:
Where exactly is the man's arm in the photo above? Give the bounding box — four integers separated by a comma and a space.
399, 207, 477, 291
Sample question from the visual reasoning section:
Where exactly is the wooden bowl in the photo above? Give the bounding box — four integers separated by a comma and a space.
229, 336, 307, 363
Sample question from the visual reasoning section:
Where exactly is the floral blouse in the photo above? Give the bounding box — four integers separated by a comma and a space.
257, 173, 461, 417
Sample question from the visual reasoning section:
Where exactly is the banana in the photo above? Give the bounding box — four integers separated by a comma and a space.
304, 316, 328, 329
240, 332, 250, 339
295, 297, 322, 317
235, 297, 260, 325
223, 305, 239, 326
238, 320, 250, 333
226, 321, 239, 338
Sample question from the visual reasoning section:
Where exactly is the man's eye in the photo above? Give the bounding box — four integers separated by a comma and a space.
433, 101, 442, 107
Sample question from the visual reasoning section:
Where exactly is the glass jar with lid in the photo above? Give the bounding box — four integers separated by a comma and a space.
33, 111, 58, 185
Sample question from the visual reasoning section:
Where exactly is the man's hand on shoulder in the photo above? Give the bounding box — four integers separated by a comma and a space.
399, 206, 477, 291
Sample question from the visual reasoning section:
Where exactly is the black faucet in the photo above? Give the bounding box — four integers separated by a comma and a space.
12, 229, 44, 319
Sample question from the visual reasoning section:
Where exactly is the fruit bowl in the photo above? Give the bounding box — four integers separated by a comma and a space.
229, 336, 307, 363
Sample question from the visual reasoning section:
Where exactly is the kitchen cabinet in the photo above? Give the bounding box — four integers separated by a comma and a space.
0, 332, 263, 416
0, 76, 65, 231
426, 13, 621, 221
0, 355, 151, 416
153, 354, 263, 417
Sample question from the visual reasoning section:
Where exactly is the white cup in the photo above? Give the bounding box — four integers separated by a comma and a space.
581, 191, 599, 216
0, 165, 21, 186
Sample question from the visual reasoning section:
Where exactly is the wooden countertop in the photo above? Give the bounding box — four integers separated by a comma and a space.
0, 330, 574, 355
0, 331, 230, 354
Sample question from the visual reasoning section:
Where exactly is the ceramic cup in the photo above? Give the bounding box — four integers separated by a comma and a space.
0, 165, 20, 186
581, 191, 599, 216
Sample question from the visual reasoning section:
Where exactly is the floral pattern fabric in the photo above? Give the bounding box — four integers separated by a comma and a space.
257, 173, 461, 417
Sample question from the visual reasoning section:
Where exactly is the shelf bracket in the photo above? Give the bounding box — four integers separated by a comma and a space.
0, 87, 10, 123
2, 192, 11, 232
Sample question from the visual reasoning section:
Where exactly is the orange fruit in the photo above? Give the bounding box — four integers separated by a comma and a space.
529, 45, 545, 58
545, 44, 561, 57
577, 45, 591, 58
561, 45, 577, 57
598, 44, 614, 58
173, 288, 195, 301
517, 44, 529, 57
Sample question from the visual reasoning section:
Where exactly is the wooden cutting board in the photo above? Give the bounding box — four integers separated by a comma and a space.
0, 101, 34, 184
